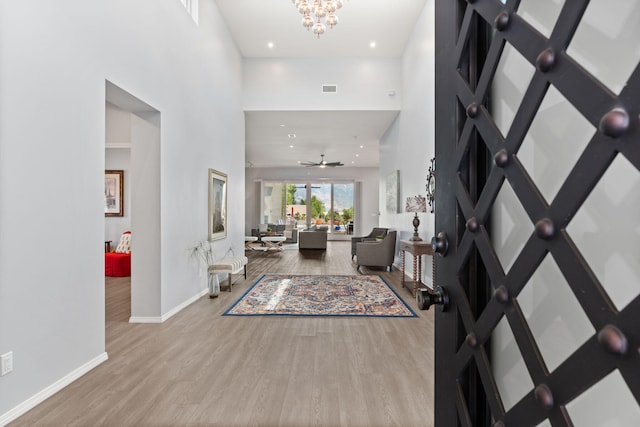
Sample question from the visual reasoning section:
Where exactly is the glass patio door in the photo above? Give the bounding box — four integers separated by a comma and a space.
262, 181, 355, 237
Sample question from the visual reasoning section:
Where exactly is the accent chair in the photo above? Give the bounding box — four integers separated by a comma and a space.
351, 227, 389, 260
355, 230, 397, 272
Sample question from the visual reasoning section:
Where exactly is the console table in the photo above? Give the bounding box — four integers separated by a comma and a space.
400, 240, 435, 297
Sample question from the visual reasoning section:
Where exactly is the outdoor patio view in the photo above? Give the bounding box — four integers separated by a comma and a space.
262, 181, 354, 238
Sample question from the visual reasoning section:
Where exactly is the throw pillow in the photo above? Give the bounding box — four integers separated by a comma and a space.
115, 231, 132, 254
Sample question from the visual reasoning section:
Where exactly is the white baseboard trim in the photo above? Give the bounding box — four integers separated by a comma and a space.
128, 315, 163, 323
0, 352, 108, 426
129, 288, 208, 324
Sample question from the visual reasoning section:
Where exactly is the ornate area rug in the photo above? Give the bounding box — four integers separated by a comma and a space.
223, 274, 417, 317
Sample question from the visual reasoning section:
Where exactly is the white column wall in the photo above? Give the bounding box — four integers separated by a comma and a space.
130, 113, 162, 319
379, 1, 436, 282
0, 0, 243, 420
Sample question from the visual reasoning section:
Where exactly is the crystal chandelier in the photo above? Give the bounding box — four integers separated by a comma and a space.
292, 0, 344, 38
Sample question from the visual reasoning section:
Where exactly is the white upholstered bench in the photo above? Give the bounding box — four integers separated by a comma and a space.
208, 256, 248, 292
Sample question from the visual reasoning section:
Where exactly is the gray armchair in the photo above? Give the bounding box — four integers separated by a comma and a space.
351, 227, 389, 260
356, 230, 397, 272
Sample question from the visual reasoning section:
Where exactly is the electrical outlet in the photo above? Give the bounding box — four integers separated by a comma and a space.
1, 352, 13, 376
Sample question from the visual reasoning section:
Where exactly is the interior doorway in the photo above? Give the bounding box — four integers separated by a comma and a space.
104, 81, 162, 326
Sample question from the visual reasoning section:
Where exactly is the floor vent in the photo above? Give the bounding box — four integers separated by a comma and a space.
322, 84, 338, 93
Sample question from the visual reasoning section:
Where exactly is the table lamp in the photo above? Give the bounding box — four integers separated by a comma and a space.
405, 195, 427, 241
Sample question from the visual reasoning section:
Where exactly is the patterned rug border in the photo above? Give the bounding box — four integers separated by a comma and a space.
223, 274, 418, 318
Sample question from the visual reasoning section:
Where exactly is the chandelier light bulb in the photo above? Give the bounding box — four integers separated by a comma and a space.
315, 5, 327, 19
302, 14, 314, 29
298, 1, 311, 15
313, 22, 326, 37
326, 13, 338, 28
325, 0, 336, 13
335, 0, 343, 9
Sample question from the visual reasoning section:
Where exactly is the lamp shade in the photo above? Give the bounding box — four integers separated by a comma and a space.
405, 195, 427, 213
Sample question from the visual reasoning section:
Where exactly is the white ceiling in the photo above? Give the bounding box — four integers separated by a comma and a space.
214, 0, 427, 168
245, 110, 399, 168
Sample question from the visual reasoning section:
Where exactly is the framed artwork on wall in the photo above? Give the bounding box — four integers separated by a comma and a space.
209, 168, 228, 241
105, 170, 124, 217
386, 170, 400, 213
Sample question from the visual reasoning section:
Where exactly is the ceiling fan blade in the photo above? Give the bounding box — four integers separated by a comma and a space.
299, 155, 343, 167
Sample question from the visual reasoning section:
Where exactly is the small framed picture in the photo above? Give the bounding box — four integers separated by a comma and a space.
209, 168, 228, 241
105, 170, 124, 217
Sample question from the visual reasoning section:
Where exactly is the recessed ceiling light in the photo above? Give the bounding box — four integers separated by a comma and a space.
370, 41, 377, 48
351, 161, 355, 164
359, 145, 364, 149
289, 145, 294, 148
267, 42, 274, 49
279, 124, 286, 127
355, 154, 359, 157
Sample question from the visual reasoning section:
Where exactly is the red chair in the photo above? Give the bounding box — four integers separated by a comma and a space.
105, 231, 131, 277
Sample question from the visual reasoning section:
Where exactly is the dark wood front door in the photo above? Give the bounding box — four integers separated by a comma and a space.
433, 0, 640, 425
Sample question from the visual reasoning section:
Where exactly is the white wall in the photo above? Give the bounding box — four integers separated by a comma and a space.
130, 112, 162, 319
242, 46, 403, 249
379, 1, 436, 283
0, 0, 243, 421
245, 167, 380, 237
243, 58, 402, 110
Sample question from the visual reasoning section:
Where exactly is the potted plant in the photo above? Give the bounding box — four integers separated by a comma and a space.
189, 240, 220, 298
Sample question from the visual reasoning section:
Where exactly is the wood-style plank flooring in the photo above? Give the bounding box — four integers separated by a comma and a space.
11, 242, 434, 427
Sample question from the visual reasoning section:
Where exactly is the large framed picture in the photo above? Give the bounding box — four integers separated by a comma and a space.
209, 168, 227, 241
105, 170, 124, 217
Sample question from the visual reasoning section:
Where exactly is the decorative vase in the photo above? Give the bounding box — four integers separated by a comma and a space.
207, 267, 220, 298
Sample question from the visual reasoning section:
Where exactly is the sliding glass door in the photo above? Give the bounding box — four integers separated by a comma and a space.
262, 181, 285, 225
332, 183, 354, 236
262, 181, 354, 238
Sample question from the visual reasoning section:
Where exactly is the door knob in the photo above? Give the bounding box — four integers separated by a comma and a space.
431, 232, 449, 256
417, 285, 449, 311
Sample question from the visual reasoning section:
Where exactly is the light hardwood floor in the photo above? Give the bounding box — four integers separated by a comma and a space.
11, 241, 435, 427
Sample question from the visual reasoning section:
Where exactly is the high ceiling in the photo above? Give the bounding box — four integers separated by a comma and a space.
214, 0, 427, 168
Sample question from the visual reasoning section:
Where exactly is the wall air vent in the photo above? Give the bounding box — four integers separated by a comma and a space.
321, 84, 338, 93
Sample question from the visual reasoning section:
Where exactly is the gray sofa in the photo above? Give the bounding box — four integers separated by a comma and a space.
298, 228, 327, 250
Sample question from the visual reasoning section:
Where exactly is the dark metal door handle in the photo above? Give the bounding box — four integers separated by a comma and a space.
431, 232, 449, 256
417, 285, 449, 311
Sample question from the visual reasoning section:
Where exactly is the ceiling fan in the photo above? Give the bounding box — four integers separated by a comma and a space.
299, 154, 344, 168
